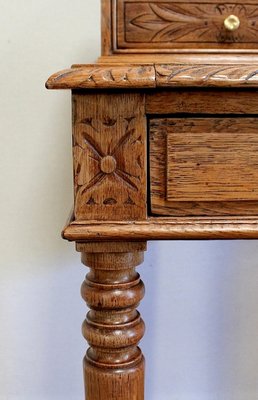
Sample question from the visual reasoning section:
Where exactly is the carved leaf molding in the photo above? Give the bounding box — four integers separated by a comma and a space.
155, 64, 258, 85
129, 2, 258, 43
46, 65, 156, 89
47, 64, 258, 89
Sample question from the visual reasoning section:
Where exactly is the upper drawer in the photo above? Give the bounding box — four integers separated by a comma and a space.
113, 0, 258, 52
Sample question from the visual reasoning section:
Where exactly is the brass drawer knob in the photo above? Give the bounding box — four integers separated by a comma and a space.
224, 14, 240, 31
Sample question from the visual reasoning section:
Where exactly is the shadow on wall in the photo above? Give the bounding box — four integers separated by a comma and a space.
37, 94, 86, 398
140, 240, 258, 400
222, 240, 258, 400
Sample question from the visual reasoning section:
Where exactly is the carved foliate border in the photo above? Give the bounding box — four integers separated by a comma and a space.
155, 63, 258, 86
46, 63, 258, 89
46, 65, 156, 89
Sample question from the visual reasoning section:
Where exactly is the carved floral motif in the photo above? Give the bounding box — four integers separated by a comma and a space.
127, 2, 258, 43
74, 116, 140, 199
72, 95, 146, 222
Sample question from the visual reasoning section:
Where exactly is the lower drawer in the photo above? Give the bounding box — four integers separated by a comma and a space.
150, 117, 258, 216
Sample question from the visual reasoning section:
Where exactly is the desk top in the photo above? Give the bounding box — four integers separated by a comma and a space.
47, 1, 258, 241
46, 62, 258, 90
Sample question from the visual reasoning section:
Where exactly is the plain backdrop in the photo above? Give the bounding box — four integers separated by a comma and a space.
1, 1, 258, 399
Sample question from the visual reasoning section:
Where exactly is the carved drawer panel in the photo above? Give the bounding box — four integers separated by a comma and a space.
150, 117, 258, 216
116, 0, 258, 51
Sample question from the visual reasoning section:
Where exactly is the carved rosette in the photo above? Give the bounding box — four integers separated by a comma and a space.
72, 93, 147, 221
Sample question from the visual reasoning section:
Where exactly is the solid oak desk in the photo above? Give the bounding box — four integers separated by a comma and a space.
47, 1, 258, 399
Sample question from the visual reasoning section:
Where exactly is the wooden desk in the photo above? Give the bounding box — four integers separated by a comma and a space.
47, 1, 258, 399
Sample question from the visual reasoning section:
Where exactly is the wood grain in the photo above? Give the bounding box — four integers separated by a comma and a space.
116, 0, 258, 52
80, 242, 146, 400
146, 90, 258, 114
76, 241, 147, 253
101, 0, 113, 56
46, 63, 258, 89
72, 92, 147, 221
98, 54, 258, 64
155, 63, 258, 86
150, 118, 258, 216
46, 64, 156, 89
63, 217, 258, 240
166, 118, 258, 201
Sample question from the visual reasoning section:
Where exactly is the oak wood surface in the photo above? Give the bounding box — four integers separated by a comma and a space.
46, 64, 156, 89
63, 217, 258, 240
155, 63, 258, 87
101, 0, 258, 54
150, 118, 258, 216
98, 54, 258, 63
46, 63, 258, 89
146, 89, 258, 114
101, 0, 113, 56
72, 92, 147, 221
76, 241, 147, 253
165, 118, 258, 202
80, 242, 146, 400
117, 0, 258, 51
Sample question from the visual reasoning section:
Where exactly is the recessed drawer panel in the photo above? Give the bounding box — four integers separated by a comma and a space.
150, 118, 258, 216
117, 0, 258, 52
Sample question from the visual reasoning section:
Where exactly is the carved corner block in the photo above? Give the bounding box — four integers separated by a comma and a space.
72, 92, 147, 221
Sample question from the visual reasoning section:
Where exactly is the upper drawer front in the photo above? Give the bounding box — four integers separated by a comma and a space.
116, 0, 258, 51
150, 117, 258, 216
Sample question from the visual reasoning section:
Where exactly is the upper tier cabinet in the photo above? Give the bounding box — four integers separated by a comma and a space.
103, 0, 258, 54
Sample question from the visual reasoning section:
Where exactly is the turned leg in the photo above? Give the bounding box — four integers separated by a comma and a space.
78, 241, 146, 400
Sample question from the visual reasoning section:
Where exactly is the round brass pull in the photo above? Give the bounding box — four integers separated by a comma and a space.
224, 15, 240, 31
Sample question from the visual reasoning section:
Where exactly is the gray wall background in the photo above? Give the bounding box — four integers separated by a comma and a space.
1, 1, 258, 399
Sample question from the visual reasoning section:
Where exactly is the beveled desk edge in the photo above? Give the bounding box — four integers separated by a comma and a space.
62, 213, 258, 241
46, 63, 258, 90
